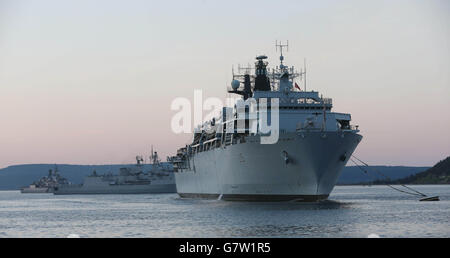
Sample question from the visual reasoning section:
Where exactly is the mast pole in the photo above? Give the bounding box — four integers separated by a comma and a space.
304, 58, 307, 92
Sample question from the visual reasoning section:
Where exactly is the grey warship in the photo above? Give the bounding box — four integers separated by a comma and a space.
54, 149, 176, 195
170, 42, 362, 201
21, 166, 70, 193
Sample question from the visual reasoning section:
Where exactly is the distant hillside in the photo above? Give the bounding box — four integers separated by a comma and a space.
337, 166, 429, 185
0, 163, 171, 190
0, 163, 428, 190
373, 157, 450, 185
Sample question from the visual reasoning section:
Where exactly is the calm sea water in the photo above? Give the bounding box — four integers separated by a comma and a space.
0, 185, 448, 238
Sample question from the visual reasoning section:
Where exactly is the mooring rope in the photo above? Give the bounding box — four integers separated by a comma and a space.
350, 155, 427, 197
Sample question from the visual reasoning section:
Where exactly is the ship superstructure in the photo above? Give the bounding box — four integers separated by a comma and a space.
169, 43, 362, 201
21, 166, 70, 193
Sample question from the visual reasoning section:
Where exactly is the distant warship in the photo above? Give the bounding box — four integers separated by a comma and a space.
54, 148, 176, 195
21, 166, 70, 193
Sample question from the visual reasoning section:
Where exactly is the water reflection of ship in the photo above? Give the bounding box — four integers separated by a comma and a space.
21, 165, 70, 194
54, 147, 176, 195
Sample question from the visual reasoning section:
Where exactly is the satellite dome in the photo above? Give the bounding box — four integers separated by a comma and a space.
231, 80, 240, 90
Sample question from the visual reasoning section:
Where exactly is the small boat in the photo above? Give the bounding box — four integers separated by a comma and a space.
419, 196, 440, 202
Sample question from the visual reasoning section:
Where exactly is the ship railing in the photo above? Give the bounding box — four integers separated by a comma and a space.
189, 137, 222, 154
322, 98, 332, 105
350, 125, 359, 131
171, 155, 191, 171
177, 147, 187, 155
340, 125, 360, 131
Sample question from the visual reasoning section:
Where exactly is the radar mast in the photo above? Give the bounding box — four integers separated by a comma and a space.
276, 40, 289, 69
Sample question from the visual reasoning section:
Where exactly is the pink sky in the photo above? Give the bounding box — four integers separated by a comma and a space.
0, 0, 449, 168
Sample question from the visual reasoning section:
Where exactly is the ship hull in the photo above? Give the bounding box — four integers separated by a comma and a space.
175, 131, 362, 201
178, 193, 328, 202
54, 183, 177, 195
21, 187, 54, 194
